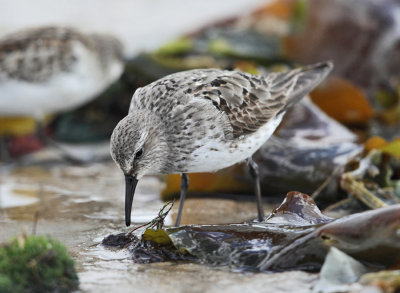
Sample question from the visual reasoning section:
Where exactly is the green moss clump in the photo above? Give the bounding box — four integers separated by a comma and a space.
0, 235, 79, 293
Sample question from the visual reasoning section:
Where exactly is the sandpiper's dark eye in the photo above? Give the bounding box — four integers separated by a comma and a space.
135, 149, 143, 159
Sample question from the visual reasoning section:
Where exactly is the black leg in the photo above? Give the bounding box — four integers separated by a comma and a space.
0, 136, 11, 163
246, 158, 264, 222
175, 173, 189, 227
35, 119, 83, 165
35, 119, 46, 143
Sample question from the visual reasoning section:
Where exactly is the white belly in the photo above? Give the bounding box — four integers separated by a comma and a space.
186, 113, 284, 173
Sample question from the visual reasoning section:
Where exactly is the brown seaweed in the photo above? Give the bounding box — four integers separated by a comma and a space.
258, 204, 400, 271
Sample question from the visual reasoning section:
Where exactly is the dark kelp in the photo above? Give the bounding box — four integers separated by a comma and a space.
105, 192, 400, 271
102, 201, 195, 263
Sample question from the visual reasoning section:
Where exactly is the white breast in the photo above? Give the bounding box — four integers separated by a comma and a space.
186, 113, 285, 173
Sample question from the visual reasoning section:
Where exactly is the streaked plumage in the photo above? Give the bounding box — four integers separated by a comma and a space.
0, 26, 124, 118
110, 62, 333, 226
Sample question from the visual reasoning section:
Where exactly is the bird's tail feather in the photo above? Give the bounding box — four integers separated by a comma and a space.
276, 61, 333, 112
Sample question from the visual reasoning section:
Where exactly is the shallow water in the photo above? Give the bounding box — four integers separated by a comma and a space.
0, 158, 326, 292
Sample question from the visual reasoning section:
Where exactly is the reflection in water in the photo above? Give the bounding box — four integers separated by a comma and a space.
0, 184, 39, 208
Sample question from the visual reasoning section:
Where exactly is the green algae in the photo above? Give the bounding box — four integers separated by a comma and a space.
0, 235, 79, 293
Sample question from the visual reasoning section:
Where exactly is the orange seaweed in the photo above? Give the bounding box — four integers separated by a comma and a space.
309, 77, 374, 125
252, 0, 295, 20
161, 165, 252, 200
364, 136, 388, 153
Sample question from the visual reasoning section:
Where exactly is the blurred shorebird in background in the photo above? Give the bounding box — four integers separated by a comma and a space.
0, 26, 124, 160
110, 62, 333, 227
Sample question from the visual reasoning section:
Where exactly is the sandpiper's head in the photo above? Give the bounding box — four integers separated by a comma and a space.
91, 33, 124, 63
110, 111, 168, 226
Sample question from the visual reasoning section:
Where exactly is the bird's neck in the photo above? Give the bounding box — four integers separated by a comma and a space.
134, 110, 171, 175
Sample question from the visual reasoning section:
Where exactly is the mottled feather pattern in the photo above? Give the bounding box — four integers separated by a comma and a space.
130, 83, 233, 173
0, 27, 122, 83
129, 63, 332, 139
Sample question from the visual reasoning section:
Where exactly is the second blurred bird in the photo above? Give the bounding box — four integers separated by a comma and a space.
0, 26, 125, 156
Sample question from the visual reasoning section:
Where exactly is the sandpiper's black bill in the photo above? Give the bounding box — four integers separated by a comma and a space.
125, 174, 138, 226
